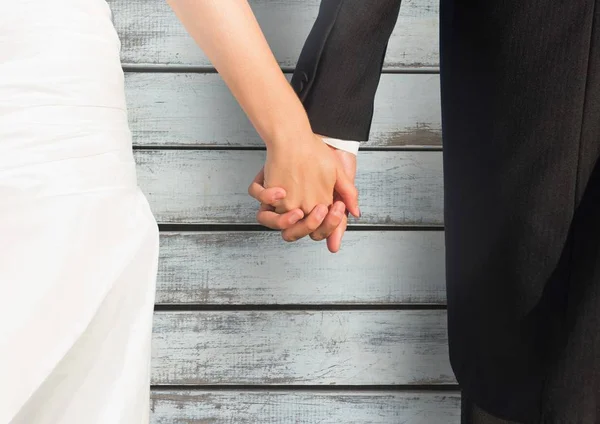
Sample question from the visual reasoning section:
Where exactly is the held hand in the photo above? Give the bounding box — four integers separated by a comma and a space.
263, 133, 359, 217
249, 167, 340, 248
249, 143, 359, 253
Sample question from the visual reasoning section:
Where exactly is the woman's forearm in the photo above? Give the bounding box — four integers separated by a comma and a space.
167, 0, 311, 149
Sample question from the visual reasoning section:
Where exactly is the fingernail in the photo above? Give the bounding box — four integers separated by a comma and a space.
274, 191, 285, 201
316, 206, 327, 220
358, 208, 362, 218
291, 211, 303, 224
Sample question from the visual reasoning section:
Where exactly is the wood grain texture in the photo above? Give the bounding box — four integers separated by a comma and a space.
156, 231, 445, 305
109, 0, 439, 69
135, 150, 443, 225
151, 311, 454, 385
150, 390, 461, 424
125, 73, 441, 148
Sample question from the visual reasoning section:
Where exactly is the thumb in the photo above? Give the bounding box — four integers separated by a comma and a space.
334, 165, 360, 218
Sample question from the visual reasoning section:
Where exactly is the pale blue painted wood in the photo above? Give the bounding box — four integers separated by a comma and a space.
150, 390, 461, 424
156, 231, 446, 305
151, 311, 454, 385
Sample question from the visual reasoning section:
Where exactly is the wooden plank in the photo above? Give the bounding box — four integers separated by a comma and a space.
135, 150, 444, 225
151, 311, 454, 385
156, 231, 446, 305
150, 390, 461, 424
109, 0, 439, 69
126, 73, 441, 148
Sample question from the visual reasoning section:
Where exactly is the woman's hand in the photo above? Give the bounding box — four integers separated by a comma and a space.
167, 1, 359, 226
167, 1, 358, 221
264, 133, 359, 217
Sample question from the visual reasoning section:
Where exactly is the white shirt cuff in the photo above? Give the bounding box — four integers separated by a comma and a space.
321, 137, 361, 155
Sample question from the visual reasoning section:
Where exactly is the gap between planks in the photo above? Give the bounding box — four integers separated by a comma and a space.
153, 304, 447, 312
150, 384, 459, 392
157, 224, 445, 232
122, 64, 440, 74
132, 145, 443, 152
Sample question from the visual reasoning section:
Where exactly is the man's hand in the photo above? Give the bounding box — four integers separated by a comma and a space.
312, 147, 357, 252
248, 144, 358, 253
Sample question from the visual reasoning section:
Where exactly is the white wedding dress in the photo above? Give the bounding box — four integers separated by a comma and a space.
0, 1, 159, 422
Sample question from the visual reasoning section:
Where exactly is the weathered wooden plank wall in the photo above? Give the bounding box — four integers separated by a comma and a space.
152, 311, 453, 385
150, 391, 460, 424
107, 0, 458, 422
156, 231, 446, 305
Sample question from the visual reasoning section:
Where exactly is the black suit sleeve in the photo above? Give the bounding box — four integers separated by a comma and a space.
291, 0, 402, 141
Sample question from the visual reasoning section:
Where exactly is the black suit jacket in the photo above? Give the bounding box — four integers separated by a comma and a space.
291, 0, 402, 141
288, 1, 600, 422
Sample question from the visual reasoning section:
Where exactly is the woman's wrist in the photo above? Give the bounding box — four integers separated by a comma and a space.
261, 111, 314, 151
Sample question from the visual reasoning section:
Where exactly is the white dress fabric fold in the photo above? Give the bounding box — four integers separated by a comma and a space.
0, 1, 159, 422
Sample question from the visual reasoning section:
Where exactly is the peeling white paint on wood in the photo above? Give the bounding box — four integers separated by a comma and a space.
151, 311, 454, 385
108, 0, 440, 69
125, 73, 442, 147
150, 390, 461, 424
134, 150, 444, 225
156, 231, 446, 305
